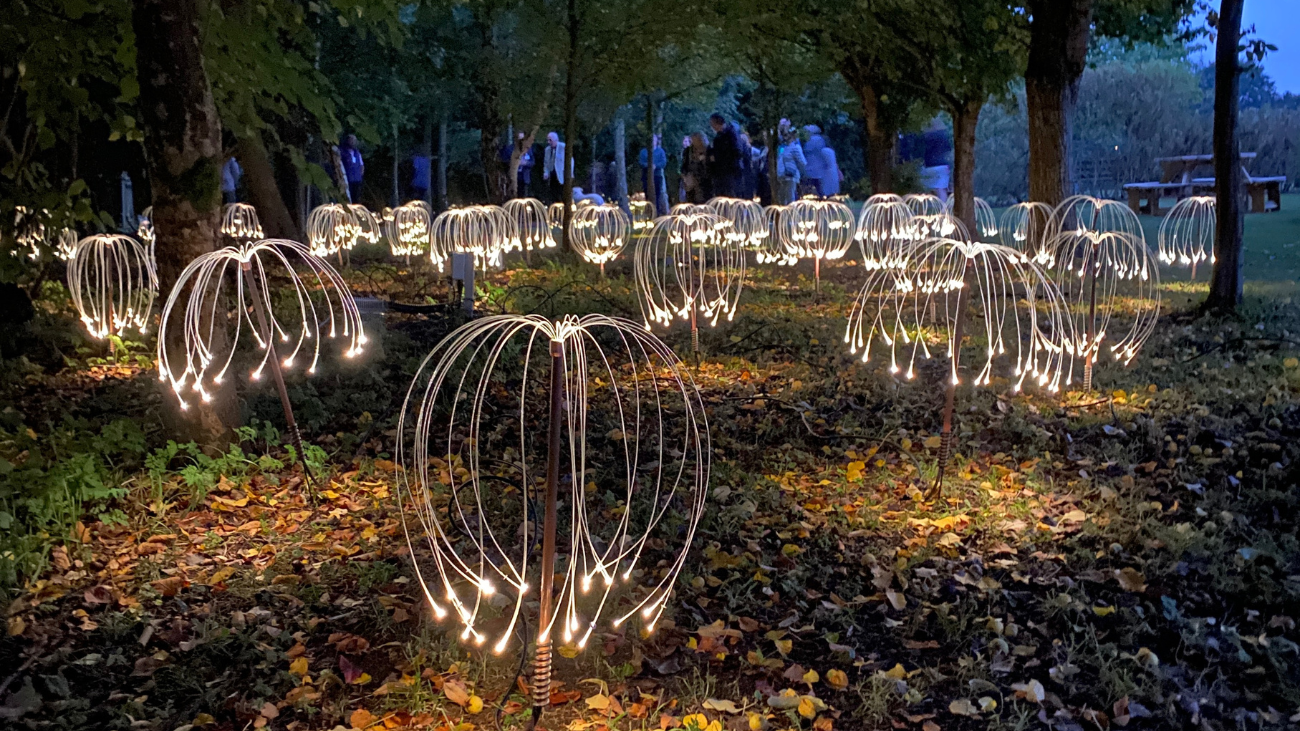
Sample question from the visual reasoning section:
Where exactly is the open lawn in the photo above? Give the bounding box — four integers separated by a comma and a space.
4, 225, 1300, 731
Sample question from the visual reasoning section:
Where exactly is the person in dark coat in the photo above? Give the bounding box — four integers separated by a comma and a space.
340, 134, 364, 204
707, 113, 744, 199
681, 133, 711, 204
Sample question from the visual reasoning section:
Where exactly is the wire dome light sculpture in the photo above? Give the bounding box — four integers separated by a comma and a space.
157, 239, 366, 493
503, 198, 556, 264
783, 198, 856, 292
54, 228, 79, 262
903, 193, 945, 217
708, 197, 766, 253
634, 213, 746, 353
670, 203, 712, 216
845, 237, 1071, 496
430, 205, 516, 272
1158, 196, 1215, 278
136, 206, 155, 262
856, 196, 918, 271
12, 206, 45, 261
570, 204, 630, 277
387, 201, 432, 259
348, 204, 382, 247
912, 213, 969, 242
66, 234, 159, 341
628, 197, 656, 233
396, 313, 708, 727
944, 197, 999, 240
307, 203, 359, 262
221, 203, 264, 242
758, 205, 798, 266
999, 201, 1054, 258
1039, 195, 1159, 392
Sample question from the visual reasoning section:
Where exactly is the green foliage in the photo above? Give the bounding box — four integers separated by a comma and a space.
0, 415, 147, 590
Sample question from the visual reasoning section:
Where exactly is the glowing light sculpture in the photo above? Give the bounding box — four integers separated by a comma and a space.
998, 201, 1054, 257
221, 203, 264, 242
628, 197, 656, 233
708, 197, 766, 252
13, 206, 45, 261
570, 204, 630, 277
396, 314, 707, 727
1039, 195, 1159, 392
846, 237, 1071, 496
66, 233, 158, 340
348, 204, 382, 247
855, 196, 918, 271
387, 201, 432, 259
943, 197, 998, 240
670, 203, 712, 216
157, 239, 366, 493
137, 206, 155, 262
903, 193, 945, 217
1158, 196, 1214, 278
634, 213, 745, 353
54, 228, 79, 262
307, 203, 359, 262
503, 198, 555, 264
783, 199, 856, 293
430, 205, 515, 272
758, 205, 798, 266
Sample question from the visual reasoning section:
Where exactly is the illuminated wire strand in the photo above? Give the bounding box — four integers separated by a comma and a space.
156, 239, 366, 411
221, 203, 264, 241
757, 205, 798, 266
855, 197, 918, 271
998, 201, 1054, 256
67, 234, 158, 339
395, 314, 708, 652
348, 204, 382, 246
431, 205, 517, 271
943, 196, 998, 240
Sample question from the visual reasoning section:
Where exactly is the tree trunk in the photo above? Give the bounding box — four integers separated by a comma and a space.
767, 125, 779, 207
560, 0, 578, 252
132, 0, 237, 443
422, 115, 434, 209
856, 81, 895, 195
1205, 0, 1246, 312
235, 133, 300, 241
645, 97, 657, 213
437, 116, 449, 211
1025, 0, 1093, 205
950, 98, 982, 236
613, 116, 629, 217
391, 122, 400, 207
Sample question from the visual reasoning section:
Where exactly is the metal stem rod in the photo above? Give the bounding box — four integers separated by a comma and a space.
930, 257, 973, 499
240, 261, 316, 500
532, 339, 565, 726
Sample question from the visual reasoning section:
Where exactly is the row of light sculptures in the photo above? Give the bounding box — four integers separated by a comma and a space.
1158, 196, 1215, 278
633, 212, 746, 353
396, 314, 708, 726
157, 237, 365, 492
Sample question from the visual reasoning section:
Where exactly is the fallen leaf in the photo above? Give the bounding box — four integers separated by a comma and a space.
1011, 679, 1045, 703
1114, 568, 1147, 593
350, 708, 377, 729
825, 669, 848, 690
444, 678, 472, 707
704, 699, 742, 714
949, 698, 979, 717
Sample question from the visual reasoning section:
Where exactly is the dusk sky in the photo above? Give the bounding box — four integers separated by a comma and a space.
1193, 0, 1299, 94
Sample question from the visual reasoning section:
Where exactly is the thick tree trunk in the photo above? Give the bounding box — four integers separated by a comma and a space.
613, 116, 629, 217
437, 117, 448, 211
857, 82, 895, 195
950, 98, 982, 236
560, 0, 578, 251
478, 74, 507, 204
235, 134, 299, 241
422, 115, 434, 209
1025, 0, 1093, 205
645, 98, 657, 213
767, 126, 779, 206
1206, 0, 1246, 312
133, 0, 237, 443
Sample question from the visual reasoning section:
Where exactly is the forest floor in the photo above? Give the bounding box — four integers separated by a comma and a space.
4, 243, 1300, 731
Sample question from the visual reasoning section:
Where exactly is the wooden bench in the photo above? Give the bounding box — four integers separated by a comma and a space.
1189, 176, 1286, 213
1124, 182, 1186, 216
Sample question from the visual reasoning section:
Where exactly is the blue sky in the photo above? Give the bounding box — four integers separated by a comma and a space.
1191, 0, 1299, 94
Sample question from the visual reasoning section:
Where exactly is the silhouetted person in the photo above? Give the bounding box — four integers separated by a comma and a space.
340, 134, 365, 204
707, 113, 744, 198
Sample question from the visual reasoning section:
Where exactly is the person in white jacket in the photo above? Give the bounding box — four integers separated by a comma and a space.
542, 132, 574, 204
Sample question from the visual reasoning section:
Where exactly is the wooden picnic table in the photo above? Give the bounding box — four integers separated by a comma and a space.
1156, 153, 1257, 191
1126, 152, 1283, 215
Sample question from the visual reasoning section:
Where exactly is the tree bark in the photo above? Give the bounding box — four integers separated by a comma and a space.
950, 98, 982, 236
235, 133, 299, 241
1025, 0, 1093, 206
437, 116, 449, 211
1205, 0, 1246, 312
613, 116, 629, 217
856, 81, 895, 195
560, 0, 578, 252
133, 0, 237, 443
422, 114, 434, 209
391, 122, 400, 207
644, 97, 657, 214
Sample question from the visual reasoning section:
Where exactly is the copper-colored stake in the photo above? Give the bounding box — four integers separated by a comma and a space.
531, 338, 565, 728
928, 256, 973, 500
240, 260, 316, 500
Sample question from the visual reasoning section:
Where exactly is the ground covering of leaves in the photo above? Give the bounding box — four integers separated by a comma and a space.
5, 254, 1300, 731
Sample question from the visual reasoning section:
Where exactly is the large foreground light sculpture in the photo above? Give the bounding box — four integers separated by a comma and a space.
783, 199, 855, 292
67, 234, 158, 340
634, 213, 745, 352
396, 314, 707, 727
570, 204, 630, 276
221, 203, 264, 242
157, 239, 365, 487
845, 238, 1071, 496
503, 198, 555, 263
1158, 196, 1214, 278
1040, 196, 1159, 392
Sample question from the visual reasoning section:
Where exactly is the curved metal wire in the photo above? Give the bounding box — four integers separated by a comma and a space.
67, 234, 158, 339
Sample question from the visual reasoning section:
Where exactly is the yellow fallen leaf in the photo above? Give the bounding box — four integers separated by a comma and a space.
559, 645, 580, 659
467, 695, 484, 714
882, 663, 908, 680
802, 669, 819, 685
923, 436, 942, 450
351, 672, 372, 685
825, 669, 848, 690
289, 657, 309, 676
748, 712, 766, 731
350, 708, 377, 729
798, 696, 816, 719
773, 639, 792, 655
1092, 605, 1115, 617
7, 615, 26, 636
